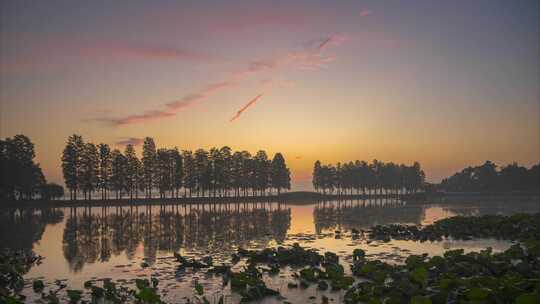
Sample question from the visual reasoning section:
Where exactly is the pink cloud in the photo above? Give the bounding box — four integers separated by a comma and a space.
230, 94, 264, 122
234, 33, 347, 77
97, 33, 348, 126
98, 80, 236, 126
1, 34, 217, 74
95, 41, 217, 62
100, 110, 176, 126
166, 94, 206, 111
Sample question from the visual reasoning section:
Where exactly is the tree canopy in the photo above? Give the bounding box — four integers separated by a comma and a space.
440, 161, 540, 193
1, 135, 48, 200
60, 135, 291, 200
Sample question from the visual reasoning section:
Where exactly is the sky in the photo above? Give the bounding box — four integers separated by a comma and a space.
1, 0, 539, 190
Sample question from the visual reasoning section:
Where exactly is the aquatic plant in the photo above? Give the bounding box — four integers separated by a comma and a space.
369, 213, 540, 242
345, 241, 540, 303
0, 249, 42, 303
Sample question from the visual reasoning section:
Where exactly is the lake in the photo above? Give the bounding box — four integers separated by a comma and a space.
1, 196, 539, 303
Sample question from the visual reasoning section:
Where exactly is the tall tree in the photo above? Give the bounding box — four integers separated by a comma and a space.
313, 160, 322, 193
219, 146, 232, 197
80, 142, 99, 200
124, 144, 139, 199
142, 137, 157, 198
240, 151, 253, 196
210, 147, 222, 197
182, 150, 196, 197
170, 147, 183, 198
156, 148, 172, 198
254, 150, 270, 195
62, 134, 84, 200
271, 153, 291, 195
111, 149, 127, 199
194, 149, 210, 197
97, 143, 112, 200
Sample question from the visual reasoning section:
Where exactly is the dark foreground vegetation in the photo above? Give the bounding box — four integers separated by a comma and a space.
2, 213, 540, 304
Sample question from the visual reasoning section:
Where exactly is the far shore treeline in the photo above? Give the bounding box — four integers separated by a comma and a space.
312, 160, 425, 195
61, 134, 291, 200
1, 134, 540, 201
440, 160, 540, 193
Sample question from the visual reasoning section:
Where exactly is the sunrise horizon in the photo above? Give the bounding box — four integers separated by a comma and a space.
2, 1, 539, 190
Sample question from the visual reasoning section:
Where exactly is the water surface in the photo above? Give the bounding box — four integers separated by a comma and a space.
1, 197, 538, 303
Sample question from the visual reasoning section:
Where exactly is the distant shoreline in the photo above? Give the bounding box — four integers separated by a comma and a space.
1, 191, 539, 208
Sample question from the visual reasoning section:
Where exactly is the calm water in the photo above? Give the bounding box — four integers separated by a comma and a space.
1, 197, 539, 303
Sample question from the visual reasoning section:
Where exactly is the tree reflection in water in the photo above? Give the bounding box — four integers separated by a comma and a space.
61, 202, 291, 272
0, 208, 64, 250
313, 198, 424, 234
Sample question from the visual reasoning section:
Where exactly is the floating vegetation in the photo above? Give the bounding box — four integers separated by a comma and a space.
0, 249, 42, 303
345, 240, 540, 303
369, 213, 540, 242
4, 213, 540, 303
237, 243, 323, 266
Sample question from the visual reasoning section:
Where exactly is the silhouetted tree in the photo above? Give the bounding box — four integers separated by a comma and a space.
97, 143, 112, 200
313, 160, 322, 193
80, 142, 99, 200
240, 151, 253, 196
440, 161, 539, 193
210, 147, 223, 197
41, 183, 64, 200
271, 153, 291, 195
62, 134, 84, 200
111, 149, 128, 199
156, 148, 172, 198
1, 135, 47, 200
57, 135, 293, 199
254, 150, 270, 195
170, 147, 183, 198
142, 137, 157, 198
124, 144, 139, 199
219, 146, 232, 196
182, 150, 196, 197
312, 159, 425, 196
194, 149, 210, 196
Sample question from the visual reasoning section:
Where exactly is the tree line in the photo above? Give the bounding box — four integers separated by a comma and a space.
312, 159, 425, 195
0, 135, 64, 200
440, 161, 540, 193
61, 135, 291, 200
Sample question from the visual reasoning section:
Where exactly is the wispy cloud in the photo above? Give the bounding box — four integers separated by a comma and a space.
227, 33, 348, 121
115, 137, 144, 147
100, 110, 176, 126
97, 33, 348, 126
94, 41, 217, 62
1, 33, 218, 74
230, 94, 264, 122
97, 80, 238, 126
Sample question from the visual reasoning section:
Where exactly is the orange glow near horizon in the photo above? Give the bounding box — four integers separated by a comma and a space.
1, 2, 539, 189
